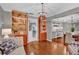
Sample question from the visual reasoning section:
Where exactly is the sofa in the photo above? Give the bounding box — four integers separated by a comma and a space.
0, 36, 26, 55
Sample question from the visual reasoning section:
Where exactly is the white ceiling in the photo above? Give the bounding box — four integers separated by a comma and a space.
0, 3, 79, 17
52, 13, 79, 23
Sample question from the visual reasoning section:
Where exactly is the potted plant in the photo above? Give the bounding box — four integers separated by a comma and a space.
71, 26, 75, 32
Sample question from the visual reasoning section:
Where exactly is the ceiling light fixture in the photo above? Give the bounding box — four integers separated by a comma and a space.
38, 3, 47, 16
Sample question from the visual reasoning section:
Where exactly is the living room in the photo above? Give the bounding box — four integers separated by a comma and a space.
0, 3, 79, 55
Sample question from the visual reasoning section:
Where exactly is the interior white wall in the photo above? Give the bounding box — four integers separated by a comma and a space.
0, 6, 4, 35
2, 11, 12, 28
62, 23, 71, 33
46, 20, 52, 41
75, 23, 79, 31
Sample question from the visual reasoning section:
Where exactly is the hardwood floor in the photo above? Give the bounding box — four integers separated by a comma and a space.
24, 41, 69, 55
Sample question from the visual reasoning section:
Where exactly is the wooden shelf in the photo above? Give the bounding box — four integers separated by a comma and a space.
12, 10, 28, 35
38, 15, 47, 41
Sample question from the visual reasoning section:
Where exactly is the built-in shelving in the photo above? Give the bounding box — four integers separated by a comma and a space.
12, 10, 28, 35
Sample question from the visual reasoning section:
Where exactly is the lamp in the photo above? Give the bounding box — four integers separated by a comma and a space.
2, 28, 11, 39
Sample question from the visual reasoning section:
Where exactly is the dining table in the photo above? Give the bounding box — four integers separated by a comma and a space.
24, 41, 69, 55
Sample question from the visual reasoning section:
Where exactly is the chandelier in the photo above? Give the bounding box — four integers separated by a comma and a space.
38, 3, 47, 16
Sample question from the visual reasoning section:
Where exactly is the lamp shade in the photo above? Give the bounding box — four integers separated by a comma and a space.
2, 28, 11, 35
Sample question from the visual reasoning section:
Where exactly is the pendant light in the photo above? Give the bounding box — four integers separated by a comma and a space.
38, 3, 47, 16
